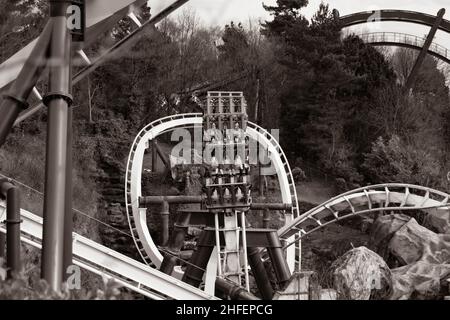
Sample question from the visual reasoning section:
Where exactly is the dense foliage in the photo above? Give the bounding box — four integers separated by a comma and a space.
262, 0, 449, 189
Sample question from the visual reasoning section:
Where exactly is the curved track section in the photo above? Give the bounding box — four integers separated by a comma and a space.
358, 32, 450, 64
340, 10, 450, 34
125, 114, 300, 275
278, 184, 450, 245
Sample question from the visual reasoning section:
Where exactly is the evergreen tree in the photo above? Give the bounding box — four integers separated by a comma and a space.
262, 2, 396, 183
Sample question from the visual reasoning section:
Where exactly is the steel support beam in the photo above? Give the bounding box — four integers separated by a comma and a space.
215, 278, 260, 300
0, 21, 53, 147
139, 195, 292, 210
41, 0, 73, 292
247, 247, 274, 299
14, 0, 190, 125
140, 195, 204, 205
154, 140, 171, 170
160, 201, 170, 246
266, 231, 291, 289
405, 9, 446, 90
182, 231, 214, 288
159, 212, 191, 275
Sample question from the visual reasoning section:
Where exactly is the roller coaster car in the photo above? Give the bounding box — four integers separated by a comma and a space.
203, 167, 252, 211
203, 114, 248, 133
202, 92, 252, 211
204, 183, 252, 211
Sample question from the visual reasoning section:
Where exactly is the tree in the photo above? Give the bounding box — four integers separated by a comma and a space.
260, 2, 399, 185
362, 135, 443, 188
0, 0, 48, 63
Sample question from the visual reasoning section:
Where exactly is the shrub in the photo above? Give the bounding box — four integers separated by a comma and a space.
0, 259, 125, 300
361, 135, 443, 188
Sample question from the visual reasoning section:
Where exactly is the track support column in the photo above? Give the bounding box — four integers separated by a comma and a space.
266, 231, 291, 289
160, 212, 191, 275
160, 201, 170, 246
0, 180, 22, 278
182, 230, 214, 288
41, 0, 73, 292
248, 247, 274, 299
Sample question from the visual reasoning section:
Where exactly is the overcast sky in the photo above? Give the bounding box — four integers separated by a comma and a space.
150, 0, 450, 52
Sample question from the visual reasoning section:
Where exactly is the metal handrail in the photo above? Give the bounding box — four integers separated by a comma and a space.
357, 32, 450, 61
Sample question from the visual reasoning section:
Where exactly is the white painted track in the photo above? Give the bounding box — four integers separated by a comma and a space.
125, 114, 301, 278
278, 184, 450, 246
0, 201, 218, 300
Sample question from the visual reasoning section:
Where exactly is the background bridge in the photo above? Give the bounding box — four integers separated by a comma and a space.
357, 32, 450, 64
340, 9, 450, 34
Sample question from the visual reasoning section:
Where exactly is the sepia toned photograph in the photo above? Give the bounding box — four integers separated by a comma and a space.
0, 0, 449, 307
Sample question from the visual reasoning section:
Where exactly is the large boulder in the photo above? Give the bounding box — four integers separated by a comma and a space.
426, 208, 450, 234
369, 214, 411, 261
389, 218, 450, 266
391, 262, 450, 300
331, 247, 392, 300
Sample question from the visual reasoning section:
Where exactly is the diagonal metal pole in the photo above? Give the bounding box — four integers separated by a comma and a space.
13, 0, 190, 126
41, 0, 73, 292
405, 8, 446, 91
0, 20, 53, 147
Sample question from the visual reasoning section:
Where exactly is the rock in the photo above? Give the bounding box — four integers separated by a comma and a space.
331, 247, 392, 300
369, 214, 411, 260
391, 262, 450, 300
426, 208, 450, 234
388, 218, 450, 266
389, 218, 440, 265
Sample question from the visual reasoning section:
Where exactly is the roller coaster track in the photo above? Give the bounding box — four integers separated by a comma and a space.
278, 184, 450, 247
357, 32, 450, 64
0, 201, 217, 300
339, 10, 450, 34
125, 113, 301, 276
